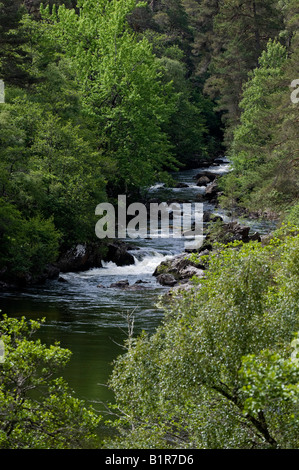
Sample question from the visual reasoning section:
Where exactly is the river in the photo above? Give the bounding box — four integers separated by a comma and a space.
0, 158, 277, 432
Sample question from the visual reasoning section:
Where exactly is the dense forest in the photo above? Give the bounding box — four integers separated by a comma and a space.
0, 0, 298, 450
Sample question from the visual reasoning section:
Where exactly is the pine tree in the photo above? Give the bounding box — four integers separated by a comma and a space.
204, 0, 283, 143
182, 0, 220, 80
0, 0, 32, 85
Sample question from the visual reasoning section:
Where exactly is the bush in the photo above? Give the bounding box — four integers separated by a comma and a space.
0, 315, 100, 448
105, 228, 299, 449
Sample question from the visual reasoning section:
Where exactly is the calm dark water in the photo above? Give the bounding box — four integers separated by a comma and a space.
0, 159, 276, 426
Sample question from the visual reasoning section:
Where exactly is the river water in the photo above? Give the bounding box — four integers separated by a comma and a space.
0, 159, 276, 425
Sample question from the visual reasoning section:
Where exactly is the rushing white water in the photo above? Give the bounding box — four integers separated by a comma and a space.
99, 252, 173, 277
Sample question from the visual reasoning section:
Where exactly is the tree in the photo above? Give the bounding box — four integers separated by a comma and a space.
0, 0, 33, 86
105, 226, 299, 449
130, 0, 223, 163
43, 0, 178, 192
182, 0, 220, 80
220, 35, 299, 213
204, 0, 283, 142
0, 85, 107, 249
158, 55, 208, 165
0, 315, 100, 448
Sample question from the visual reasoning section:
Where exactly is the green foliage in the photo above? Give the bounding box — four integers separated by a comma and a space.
204, 0, 283, 142
0, 199, 60, 281
106, 229, 299, 449
158, 56, 208, 164
232, 40, 287, 162
42, 0, 179, 191
285, 204, 299, 226
0, 0, 33, 86
222, 36, 299, 213
0, 8, 108, 281
0, 314, 100, 448
0, 86, 107, 244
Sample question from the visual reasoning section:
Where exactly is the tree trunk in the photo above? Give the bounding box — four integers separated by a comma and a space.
252, 1, 261, 56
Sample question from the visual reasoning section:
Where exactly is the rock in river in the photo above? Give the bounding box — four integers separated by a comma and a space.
154, 253, 206, 286
104, 241, 135, 266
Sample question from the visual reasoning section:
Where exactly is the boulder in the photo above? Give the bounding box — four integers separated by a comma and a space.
223, 222, 250, 241
204, 181, 219, 201
203, 212, 224, 223
179, 266, 205, 279
156, 274, 177, 287
57, 243, 102, 273
153, 253, 207, 282
109, 279, 130, 288
45, 264, 60, 280
175, 182, 189, 188
104, 242, 135, 266
126, 284, 147, 291
194, 171, 217, 182
247, 232, 262, 243
168, 283, 195, 296
204, 220, 260, 246
196, 176, 211, 187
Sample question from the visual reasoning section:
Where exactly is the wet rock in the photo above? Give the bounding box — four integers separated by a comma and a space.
154, 253, 207, 282
168, 282, 197, 296
57, 243, 103, 273
196, 176, 211, 187
126, 244, 140, 251
179, 266, 205, 279
194, 171, 218, 182
104, 242, 135, 266
211, 215, 223, 223
204, 181, 219, 201
204, 220, 259, 246
175, 182, 189, 188
203, 212, 223, 223
109, 279, 130, 288
156, 274, 177, 287
126, 284, 147, 291
203, 212, 211, 222
58, 276, 68, 283
247, 232, 262, 243
213, 158, 225, 165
